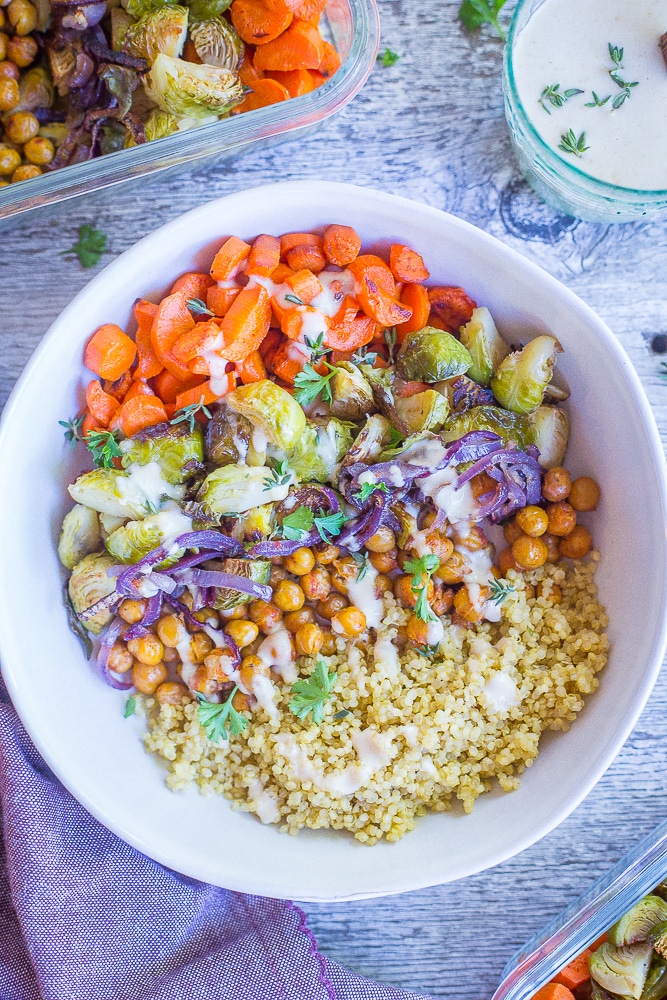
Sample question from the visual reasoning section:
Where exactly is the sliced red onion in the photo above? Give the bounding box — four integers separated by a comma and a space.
172, 568, 272, 601
439, 431, 503, 468
457, 446, 542, 522
337, 495, 386, 551
165, 597, 202, 631
175, 530, 243, 555
123, 592, 164, 641
340, 461, 429, 505
250, 532, 321, 558
96, 618, 133, 690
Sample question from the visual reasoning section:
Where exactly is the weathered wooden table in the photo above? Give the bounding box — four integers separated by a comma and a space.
2, 1, 667, 996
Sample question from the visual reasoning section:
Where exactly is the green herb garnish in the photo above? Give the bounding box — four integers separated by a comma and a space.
124, 695, 137, 718
458, 0, 508, 40
377, 47, 399, 67
61, 225, 107, 269
608, 43, 624, 69
558, 129, 589, 157
351, 551, 370, 582
186, 297, 213, 317
384, 327, 398, 363
333, 709, 351, 720
85, 430, 123, 469
59, 414, 85, 449
282, 505, 315, 540
314, 510, 347, 542
263, 458, 292, 490
304, 332, 331, 362
607, 43, 638, 108
293, 362, 339, 406
405, 554, 440, 623
415, 643, 440, 658
488, 577, 516, 606
385, 427, 404, 451
289, 659, 338, 724
197, 689, 248, 742
538, 84, 584, 115
354, 481, 391, 504
351, 346, 378, 367
585, 91, 611, 108
170, 396, 212, 432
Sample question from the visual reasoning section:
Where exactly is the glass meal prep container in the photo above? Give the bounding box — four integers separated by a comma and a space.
493, 819, 667, 1000
0, 0, 379, 222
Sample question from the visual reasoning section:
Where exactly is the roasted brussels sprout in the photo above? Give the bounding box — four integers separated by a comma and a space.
206, 558, 271, 610
288, 419, 355, 483
189, 16, 244, 68
330, 362, 375, 420
529, 406, 569, 468
610, 897, 667, 948
396, 327, 473, 383
341, 414, 392, 468
122, 5, 188, 63
105, 507, 192, 564
69, 468, 157, 520
589, 941, 653, 999
68, 552, 118, 635
394, 389, 449, 434
188, 0, 231, 18
205, 404, 253, 466
120, 422, 204, 484
441, 405, 532, 450
491, 335, 563, 415
58, 504, 102, 570
144, 53, 245, 118
229, 503, 275, 544
459, 307, 510, 386
640, 959, 667, 1000
436, 374, 496, 414
124, 0, 181, 18
225, 380, 307, 452
651, 923, 667, 962
142, 108, 207, 140
195, 464, 294, 519
99, 512, 127, 538
13, 67, 54, 114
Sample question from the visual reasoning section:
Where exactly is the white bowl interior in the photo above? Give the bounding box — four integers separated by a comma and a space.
1, 181, 666, 901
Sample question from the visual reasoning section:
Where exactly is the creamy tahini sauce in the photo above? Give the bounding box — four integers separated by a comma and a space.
513, 0, 667, 189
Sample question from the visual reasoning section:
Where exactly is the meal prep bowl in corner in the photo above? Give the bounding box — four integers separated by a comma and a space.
0, 180, 666, 902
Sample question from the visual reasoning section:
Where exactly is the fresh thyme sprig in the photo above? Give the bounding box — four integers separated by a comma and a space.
353, 481, 391, 504
351, 551, 370, 581
197, 689, 248, 742
186, 297, 213, 317
488, 577, 516, 607
404, 554, 440, 623
351, 346, 378, 367
170, 396, 212, 432
558, 129, 589, 157
304, 332, 331, 362
539, 84, 584, 115
293, 362, 339, 406
607, 43, 638, 109
585, 91, 611, 108
59, 414, 85, 449
284, 293, 304, 306
263, 458, 292, 490
289, 660, 338, 724
85, 430, 123, 469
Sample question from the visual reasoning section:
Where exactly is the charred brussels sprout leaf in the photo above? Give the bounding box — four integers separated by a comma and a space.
441, 405, 532, 450
58, 504, 102, 570
651, 923, 667, 962
330, 362, 375, 420
68, 552, 118, 635
68, 468, 156, 520
491, 335, 563, 415
229, 503, 275, 544
396, 327, 473, 383
341, 414, 392, 468
13, 67, 54, 114
105, 507, 192, 564
288, 419, 355, 483
205, 405, 253, 466
208, 558, 272, 610
196, 464, 293, 519
529, 406, 569, 469
225, 380, 307, 452
124, 0, 182, 19
188, 0, 232, 18
589, 941, 653, 999
122, 5, 189, 63
459, 306, 510, 386
609, 896, 667, 947
189, 16, 244, 68
120, 422, 204, 484
144, 53, 245, 118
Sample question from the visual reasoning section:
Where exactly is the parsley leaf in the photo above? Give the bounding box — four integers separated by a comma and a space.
59, 414, 84, 449
61, 225, 107, 269
85, 430, 123, 469
377, 47, 399, 67
263, 458, 292, 491
197, 689, 248, 742
293, 362, 338, 407
186, 297, 213, 317
405, 554, 440, 623
354, 481, 391, 504
458, 0, 508, 39
488, 577, 516, 606
282, 505, 315, 540
314, 510, 347, 541
124, 695, 137, 718
170, 396, 212, 433
289, 659, 337, 724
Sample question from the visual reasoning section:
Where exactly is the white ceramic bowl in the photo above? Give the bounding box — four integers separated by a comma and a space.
1, 181, 666, 902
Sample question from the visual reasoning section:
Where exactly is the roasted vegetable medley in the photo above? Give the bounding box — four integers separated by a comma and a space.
0, 0, 339, 184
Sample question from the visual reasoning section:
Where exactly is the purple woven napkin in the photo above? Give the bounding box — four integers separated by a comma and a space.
0, 677, 431, 1000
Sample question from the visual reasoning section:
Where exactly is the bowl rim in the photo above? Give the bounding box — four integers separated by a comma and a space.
1, 180, 667, 901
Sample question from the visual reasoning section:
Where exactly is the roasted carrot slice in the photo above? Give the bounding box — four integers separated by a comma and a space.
219, 284, 271, 361
253, 20, 324, 71
284, 0, 325, 17
532, 985, 575, 1000
264, 67, 315, 96
309, 70, 327, 87
82, 410, 104, 438
84, 324, 137, 381
285, 241, 326, 273
206, 284, 241, 317
318, 39, 341, 78
347, 254, 396, 295
238, 46, 263, 85
85, 379, 120, 427
326, 311, 378, 352
285, 267, 322, 303
553, 951, 592, 991
234, 77, 290, 113
175, 379, 231, 410
170, 271, 215, 300
428, 286, 477, 331
210, 235, 252, 281
133, 299, 162, 380
323, 224, 361, 266
356, 275, 412, 327
236, 350, 267, 383
271, 262, 294, 283
396, 283, 430, 340
280, 231, 323, 257
280, 306, 305, 340
269, 337, 309, 383
246, 233, 281, 276
150, 292, 196, 381
119, 395, 168, 437
123, 379, 156, 402
102, 370, 133, 402
182, 37, 203, 63
259, 326, 283, 368
172, 319, 222, 364
152, 368, 206, 405
231, 0, 293, 45
389, 244, 430, 283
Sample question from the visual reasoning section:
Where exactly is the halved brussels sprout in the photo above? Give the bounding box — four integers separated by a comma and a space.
441, 405, 532, 450
392, 500, 418, 548
225, 380, 307, 452
189, 17, 244, 69
288, 419, 354, 483
124, 0, 179, 18
394, 389, 449, 434
459, 307, 510, 387
330, 362, 375, 421
69, 468, 156, 520
144, 53, 245, 118
120, 422, 204, 484
105, 506, 192, 564
14, 67, 54, 114
589, 942, 653, 999
142, 108, 208, 140
640, 959, 667, 1000
68, 552, 118, 635
491, 335, 563, 415
341, 414, 392, 467
196, 464, 293, 519
229, 503, 275, 544
123, 5, 188, 63
111, 7, 135, 50
396, 327, 473, 383
188, 0, 231, 18
205, 404, 253, 466
99, 512, 127, 538
58, 504, 102, 570
205, 557, 271, 610
529, 406, 569, 469
651, 923, 667, 961
610, 897, 667, 947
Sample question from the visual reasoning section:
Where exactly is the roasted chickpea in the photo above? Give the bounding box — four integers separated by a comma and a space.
434, 551, 468, 585
419, 532, 455, 561
118, 598, 146, 624
162, 645, 180, 664
369, 547, 398, 573
332, 606, 367, 637
320, 629, 337, 655
0, 60, 19, 80
498, 547, 521, 576
283, 607, 316, 632
515, 505, 549, 537
511, 534, 549, 570
248, 599, 283, 634
546, 501, 577, 537
542, 466, 572, 502
295, 622, 324, 656
536, 581, 562, 604
269, 564, 289, 587
155, 681, 190, 705
156, 614, 186, 647
11, 163, 40, 182
23, 135, 54, 165
405, 613, 438, 645
432, 583, 455, 616
0, 31, 6, 60
559, 524, 592, 559
239, 654, 269, 691
314, 542, 339, 565
193, 608, 219, 626
374, 573, 393, 596
217, 605, 246, 621
301, 567, 331, 601
470, 471, 496, 499
224, 618, 259, 648
190, 631, 214, 663
273, 579, 305, 612
316, 592, 348, 620
394, 575, 434, 609
503, 519, 523, 545
453, 585, 485, 623
455, 526, 485, 552
232, 689, 251, 712
127, 634, 164, 666
330, 555, 359, 594
542, 532, 561, 564
7, 0, 36, 34
0, 140, 20, 169
6, 32, 36, 65
108, 641, 133, 674
394, 624, 409, 649
0, 10, 4, 26
202, 648, 234, 683
132, 661, 168, 695
189, 667, 217, 698
568, 477, 600, 512
364, 527, 396, 553
283, 547, 315, 576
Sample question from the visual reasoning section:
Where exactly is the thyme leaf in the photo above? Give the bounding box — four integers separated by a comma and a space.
170, 396, 212, 432
186, 297, 213, 317
488, 577, 516, 607
558, 129, 589, 157
539, 84, 584, 115
304, 331, 331, 362
263, 458, 292, 491
59, 414, 85, 449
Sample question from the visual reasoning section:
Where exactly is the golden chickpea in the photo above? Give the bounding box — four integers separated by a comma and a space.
455, 526, 485, 552
118, 598, 147, 624
406, 613, 436, 645
330, 555, 359, 594
542, 466, 572, 502
108, 641, 133, 674
0, 140, 20, 170
454, 585, 485, 623
0, 179, 9, 187
394, 625, 409, 649
190, 631, 214, 663
7, 0, 36, 34
542, 532, 561, 564
546, 501, 577, 537
0, 31, 6, 60
218, 605, 246, 621
503, 519, 523, 545
559, 524, 592, 559
283, 607, 316, 632
0, 10, 4, 26
283, 547, 315, 576
6, 33, 36, 65
511, 534, 549, 570
432, 583, 454, 616
155, 681, 190, 705
190, 667, 216, 698
393, 575, 434, 608
132, 660, 168, 695
269, 564, 288, 587
301, 567, 331, 601
248, 599, 283, 634
162, 645, 180, 664
364, 527, 396, 553
374, 573, 393, 596
232, 689, 251, 712
470, 470, 496, 499
498, 546, 521, 576
202, 648, 232, 683
224, 618, 259, 648
239, 654, 269, 691
11, 163, 40, 182
516, 505, 549, 537
295, 622, 324, 656
369, 548, 398, 573
273, 579, 305, 612
23, 135, 54, 165
314, 542, 339, 565
434, 551, 468, 585
332, 606, 367, 637
0, 60, 19, 79
320, 630, 337, 655
316, 592, 348, 620
568, 477, 600, 512
416, 532, 454, 561
193, 608, 219, 626
127, 633, 164, 666
156, 614, 186, 647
